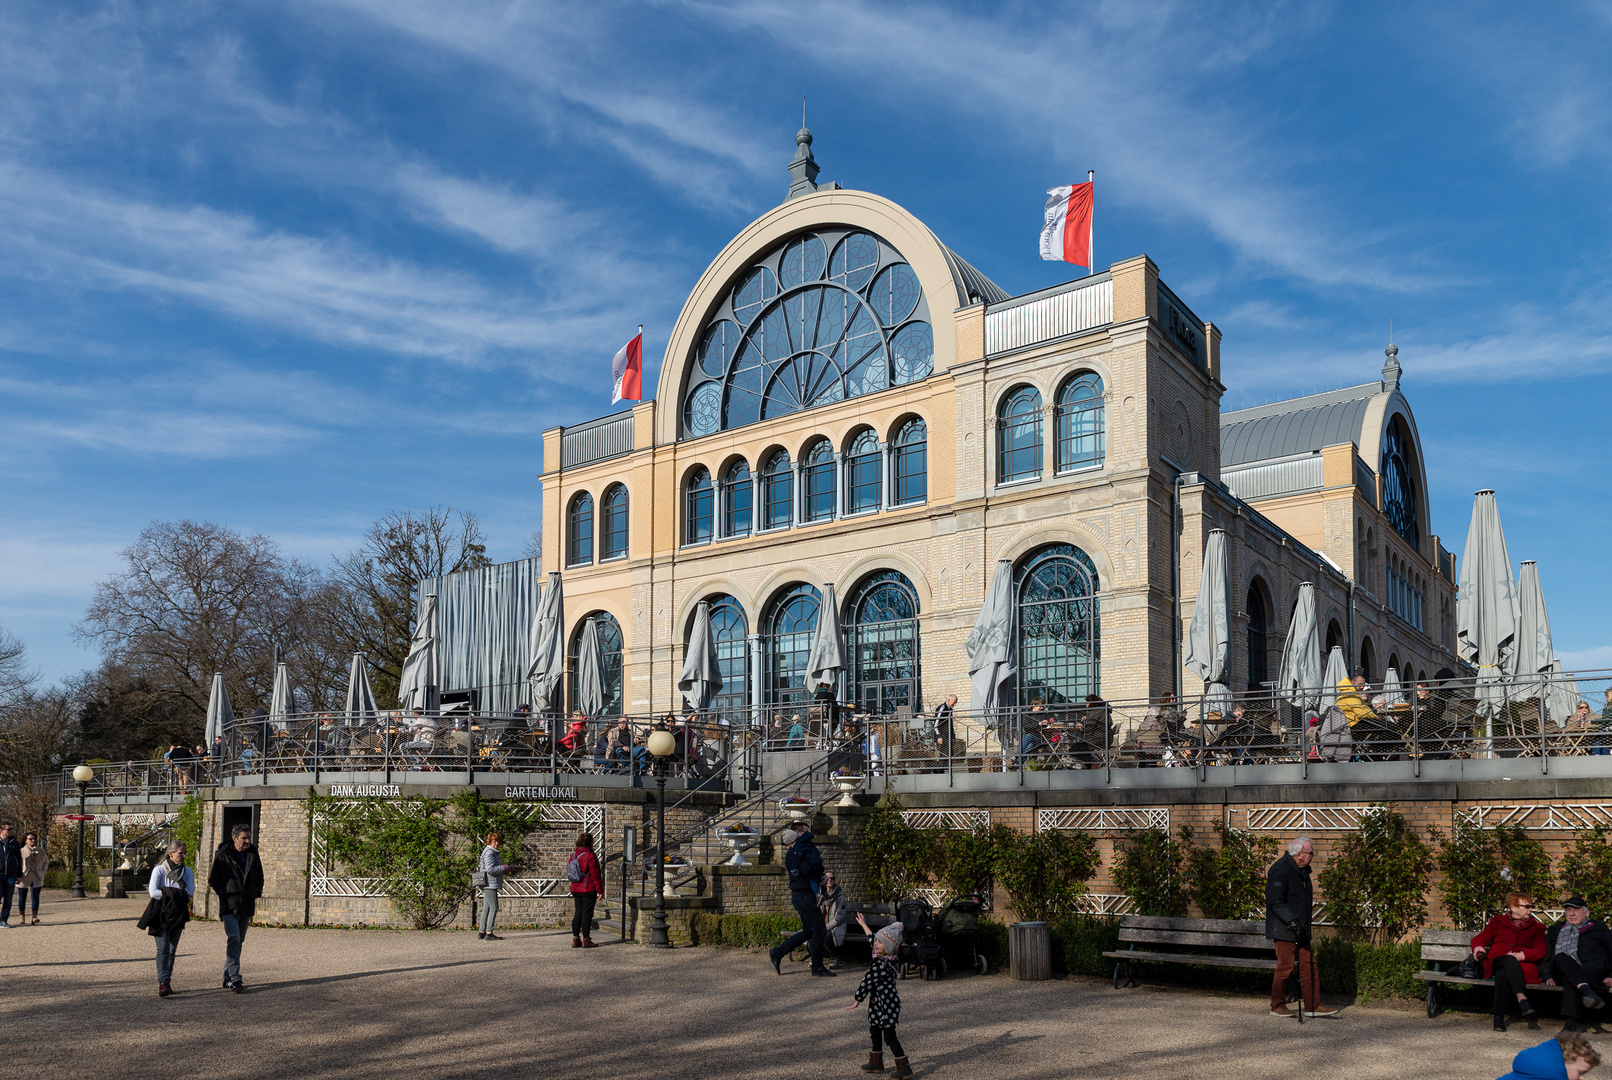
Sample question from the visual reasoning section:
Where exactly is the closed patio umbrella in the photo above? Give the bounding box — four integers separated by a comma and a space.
1319, 646, 1349, 712
1548, 659, 1582, 732
1457, 490, 1518, 735
965, 559, 1017, 715
1380, 666, 1406, 708
526, 572, 565, 715
204, 671, 233, 747
574, 616, 607, 718
806, 582, 848, 697
1276, 582, 1323, 715
679, 600, 724, 713
398, 593, 441, 714
343, 652, 379, 727
269, 661, 296, 732
1184, 529, 1232, 715
1514, 561, 1557, 721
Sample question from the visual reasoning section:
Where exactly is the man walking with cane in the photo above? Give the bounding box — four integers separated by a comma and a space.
208, 823, 263, 993
1266, 836, 1337, 1017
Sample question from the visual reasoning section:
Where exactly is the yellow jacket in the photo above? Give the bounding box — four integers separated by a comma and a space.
1335, 679, 1377, 725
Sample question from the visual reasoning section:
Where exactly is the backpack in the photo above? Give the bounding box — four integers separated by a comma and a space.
566, 852, 585, 883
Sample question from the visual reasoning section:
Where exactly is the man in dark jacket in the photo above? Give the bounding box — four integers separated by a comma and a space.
767, 820, 834, 977
0, 821, 22, 929
207, 824, 264, 993
1545, 897, 1612, 1030
1265, 836, 1336, 1017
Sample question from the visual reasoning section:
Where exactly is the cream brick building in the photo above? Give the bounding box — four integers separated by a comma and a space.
539, 132, 1462, 723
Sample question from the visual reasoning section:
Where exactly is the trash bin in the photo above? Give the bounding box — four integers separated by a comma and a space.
1009, 921, 1051, 980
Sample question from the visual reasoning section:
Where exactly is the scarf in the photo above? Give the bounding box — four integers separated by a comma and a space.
1557, 918, 1589, 961
163, 856, 187, 889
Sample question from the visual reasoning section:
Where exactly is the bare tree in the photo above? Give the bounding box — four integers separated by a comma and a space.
322, 507, 490, 706
75, 520, 323, 736
0, 625, 36, 708
521, 529, 542, 568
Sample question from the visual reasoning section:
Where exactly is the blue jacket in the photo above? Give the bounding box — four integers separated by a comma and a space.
1498, 1039, 1569, 1080
784, 831, 824, 894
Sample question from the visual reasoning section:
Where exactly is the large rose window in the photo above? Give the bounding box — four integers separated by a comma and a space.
682, 227, 934, 438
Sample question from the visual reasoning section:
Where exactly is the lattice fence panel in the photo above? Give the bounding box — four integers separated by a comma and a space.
1231, 806, 1385, 832
1458, 805, 1612, 831
1037, 807, 1169, 833
902, 810, 992, 831
1074, 893, 1134, 916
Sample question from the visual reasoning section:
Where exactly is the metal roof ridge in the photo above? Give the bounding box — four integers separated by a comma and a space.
1221, 381, 1383, 426
988, 271, 1113, 314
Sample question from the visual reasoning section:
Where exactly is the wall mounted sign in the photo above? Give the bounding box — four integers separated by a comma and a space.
328, 784, 401, 798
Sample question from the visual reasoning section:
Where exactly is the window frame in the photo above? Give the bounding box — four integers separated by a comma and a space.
600, 484, 629, 561
684, 467, 714, 546
845, 429, 881, 515
721, 461, 752, 539
892, 418, 927, 506
801, 440, 835, 524
566, 492, 594, 568
997, 386, 1044, 484
1054, 372, 1105, 474
761, 451, 793, 531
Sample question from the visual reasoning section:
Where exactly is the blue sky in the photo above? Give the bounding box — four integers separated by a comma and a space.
3, 0, 1610, 683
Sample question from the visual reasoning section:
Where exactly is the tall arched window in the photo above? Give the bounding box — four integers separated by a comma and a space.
1055, 372, 1105, 473
569, 611, 624, 716
695, 595, 749, 723
1015, 544, 1099, 705
761, 450, 792, 530
1382, 417, 1420, 548
1325, 619, 1343, 658
1359, 637, 1376, 682
566, 492, 593, 567
600, 484, 628, 560
721, 461, 752, 539
1246, 583, 1269, 691
846, 428, 881, 514
801, 439, 835, 523
892, 417, 927, 506
763, 583, 822, 709
998, 386, 1043, 483
847, 570, 919, 715
684, 467, 713, 544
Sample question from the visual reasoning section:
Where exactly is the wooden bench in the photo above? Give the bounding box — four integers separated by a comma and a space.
1412, 929, 1565, 1018
1102, 916, 1279, 990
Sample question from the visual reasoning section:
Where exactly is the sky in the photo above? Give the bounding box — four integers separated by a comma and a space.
3, 0, 1611, 684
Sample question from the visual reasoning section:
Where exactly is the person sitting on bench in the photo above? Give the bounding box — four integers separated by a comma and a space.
1473, 892, 1548, 1031
1545, 897, 1612, 1032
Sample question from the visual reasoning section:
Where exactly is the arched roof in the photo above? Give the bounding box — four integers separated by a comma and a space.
1220, 386, 1377, 468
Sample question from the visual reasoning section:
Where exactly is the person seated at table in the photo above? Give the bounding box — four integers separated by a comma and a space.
513, 703, 533, 728
786, 713, 807, 749
558, 715, 588, 759
1016, 698, 1050, 767
1134, 693, 1181, 766
239, 742, 259, 771
1544, 897, 1612, 1032
603, 719, 632, 773
400, 708, 439, 769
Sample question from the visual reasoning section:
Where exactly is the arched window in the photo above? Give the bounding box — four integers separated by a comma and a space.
684, 467, 713, 545
721, 461, 752, 539
1382, 417, 1420, 548
566, 493, 593, 567
695, 595, 749, 723
1055, 372, 1105, 473
892, 418, 927, 506
847, 570, 919, 714
846, 429, 882, 514
998, 386, 1043, 483
569, 611, 624, 716
763, 583, 823, 709
600, 484, 628, 561
801, 439, 835, 524
761, 450, 792, 530
1246, 583, 1269, 691
1325, 619, 1343, 658
1015, 544, 1099, 705
680, 228, 935, 437
1359, 637, 1376, 682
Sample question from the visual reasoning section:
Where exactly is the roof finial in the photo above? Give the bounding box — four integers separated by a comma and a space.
1382, 321, 1401, 392
786, 116, 821, 201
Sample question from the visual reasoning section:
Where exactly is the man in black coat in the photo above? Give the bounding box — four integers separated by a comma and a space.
767, 820, 835, 977
1545, 897, 1612, 1030
1265, 836, 1336, 1017
0, 821, 23, 929
207, 823, 264, 993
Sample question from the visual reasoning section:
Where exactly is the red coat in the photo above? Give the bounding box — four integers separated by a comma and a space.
1472, 913, 1547, 982
568, 847, 602, 894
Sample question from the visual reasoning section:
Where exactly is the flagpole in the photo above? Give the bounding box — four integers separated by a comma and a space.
1088, 169, 1095, 278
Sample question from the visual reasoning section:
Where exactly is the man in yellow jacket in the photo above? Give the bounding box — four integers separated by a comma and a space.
1335, 673, 1379, 726
1314, 671, 1380, 762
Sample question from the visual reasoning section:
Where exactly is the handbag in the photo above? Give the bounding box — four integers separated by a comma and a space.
1456, 953, 1483, 980
471, 870, 487, 888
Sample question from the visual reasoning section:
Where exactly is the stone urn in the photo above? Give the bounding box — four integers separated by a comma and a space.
662, 861, 691, 895
832, 774, 864, 807
780, 799, 812, 821
723, 831, 757, 866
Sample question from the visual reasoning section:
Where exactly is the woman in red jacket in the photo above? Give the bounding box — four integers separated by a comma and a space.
569, 831, 603, 949
1473, 892, 1548, 1030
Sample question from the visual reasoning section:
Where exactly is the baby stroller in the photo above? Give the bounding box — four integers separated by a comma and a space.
936, 896, 988, 977
895, 898, 942, 980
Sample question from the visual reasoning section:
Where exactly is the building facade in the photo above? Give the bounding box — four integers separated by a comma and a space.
539, 133, 1463, 722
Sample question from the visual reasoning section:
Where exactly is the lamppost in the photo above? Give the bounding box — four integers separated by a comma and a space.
71, 764, 94, 898
645, 723, 677, 948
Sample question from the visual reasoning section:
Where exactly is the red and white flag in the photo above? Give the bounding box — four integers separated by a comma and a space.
1039, 180, 1093, 267
611, 328, 642, 404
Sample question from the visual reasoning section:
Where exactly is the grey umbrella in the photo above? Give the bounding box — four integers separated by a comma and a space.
398, 593, 440, 713
204, 671, 233, 746
575, 616, 607, 718
1514, 560, 1556, 720
1319, 646, 1349, 712
269, 661, 296, 731
679, 600, 725, 713
526, 572, 565, 714
1548, 659, 1581, 732
806, 582, 848, 697
1458, 489, 1518, 730
343, 652, 379, 727
1184, 529, 1232, 715
1380, 666, 1406, 708
965, 559, 1017, 715
1276, 582, 1323, 714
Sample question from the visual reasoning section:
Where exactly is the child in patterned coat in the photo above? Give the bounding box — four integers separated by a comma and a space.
847, 914, 911, 1077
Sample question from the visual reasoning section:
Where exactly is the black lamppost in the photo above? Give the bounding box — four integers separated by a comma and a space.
646, 723, 677, 947
71, 764, 94, 898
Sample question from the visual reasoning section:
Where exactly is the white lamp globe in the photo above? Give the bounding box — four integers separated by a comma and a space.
646, 729, 676, 758
72, 764, 94, 783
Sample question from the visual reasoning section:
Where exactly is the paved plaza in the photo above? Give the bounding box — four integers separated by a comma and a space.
5, 892, 1563, 1079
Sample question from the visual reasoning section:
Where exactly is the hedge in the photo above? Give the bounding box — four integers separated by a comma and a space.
1315, 938, 1423, 1001
687, 911, 801, 949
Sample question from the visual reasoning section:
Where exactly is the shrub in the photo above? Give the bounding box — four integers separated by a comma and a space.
173, 793, 204, 859
1113, 827, 1188, 917
688, 911, 800, 948
1435, 820, 1555, 930
1050, 913, 1121, 976
1316, 804, 1433, 944
1560, 826, 1612, 915
935, 824, 996, 900
976, 918, 1010, 970
860, 795, 937, 901
990, 826, 1100, 923
1186, 824, 1279, 920
1315, 937, 1423, 1001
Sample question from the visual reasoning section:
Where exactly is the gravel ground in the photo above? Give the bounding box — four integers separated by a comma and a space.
1, 891, 1580, 1079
